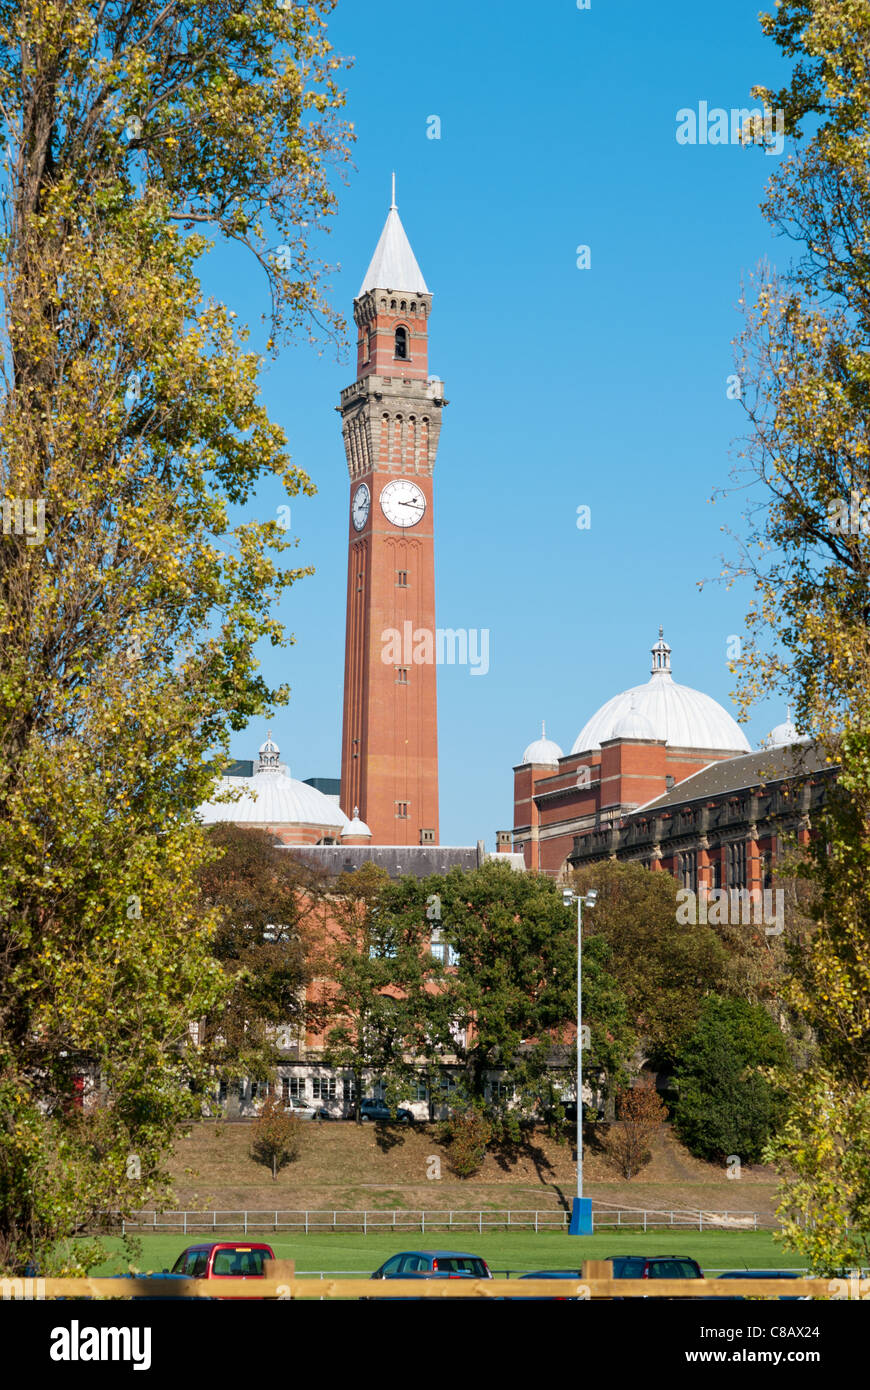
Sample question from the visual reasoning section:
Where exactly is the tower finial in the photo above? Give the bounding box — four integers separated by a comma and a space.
391, 171, 397, 210
542, 719, 546, 739
650, 626, 672, 675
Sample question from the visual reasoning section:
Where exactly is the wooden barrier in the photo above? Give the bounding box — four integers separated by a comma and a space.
15, 1259, 836, 1300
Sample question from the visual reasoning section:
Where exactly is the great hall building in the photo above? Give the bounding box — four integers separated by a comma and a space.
512, 629, 834, 892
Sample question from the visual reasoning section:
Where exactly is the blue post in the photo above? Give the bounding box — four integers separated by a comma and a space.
569, 1197, 593, 1235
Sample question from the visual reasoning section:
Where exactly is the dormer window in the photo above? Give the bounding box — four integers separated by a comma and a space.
394, 325, 409, 360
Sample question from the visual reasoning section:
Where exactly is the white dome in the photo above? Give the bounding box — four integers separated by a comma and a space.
610, 704, 656, 740
198, 737, 350, 834
571, 629, 751, 755
342, 807, 372, 839
765, 720, 799, 748
522, 721, 563, 766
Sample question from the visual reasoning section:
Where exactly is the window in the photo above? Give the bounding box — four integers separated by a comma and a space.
369, 937, 398, 959
419, 827, 435, 845
396, 667, 409, 684
396, 570, 408, 587
489, 1080, 513, 1103
431, 930, 459, 967
394, 325, 408, 360
677, 850, 697, 893
343, 1078, 356, 1103
396, 802, 409, 819
362, 332, 370, 363
726, 840, 747, 889
282, 1076, 304, 1101
412, 1081, 428, 1101
709, 856, 722, 890
312, 1076, 336, 1101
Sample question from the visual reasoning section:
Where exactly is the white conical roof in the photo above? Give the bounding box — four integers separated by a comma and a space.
571, 629, 751, 755
358, 185, 428, 296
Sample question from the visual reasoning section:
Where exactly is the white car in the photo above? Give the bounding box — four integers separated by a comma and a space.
283, 1097, 330, 1121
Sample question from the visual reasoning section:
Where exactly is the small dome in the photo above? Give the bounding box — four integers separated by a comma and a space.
342, 807, 372, 840
522, 721, 563, 766
572, 628, 750, 755
764, 707, 802, 748
610, 701, 656, 741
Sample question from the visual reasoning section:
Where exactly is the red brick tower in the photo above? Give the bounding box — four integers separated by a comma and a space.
339, 184, 447, 844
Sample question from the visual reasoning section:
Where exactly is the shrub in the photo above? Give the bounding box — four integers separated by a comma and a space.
605, 1078, 667, 1179
249, 1096, 302, 1180
439, 1107, 493, 1178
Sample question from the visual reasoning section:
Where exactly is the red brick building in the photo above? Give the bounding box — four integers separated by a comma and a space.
513, 628, 834, 889
514, 630, 751, 875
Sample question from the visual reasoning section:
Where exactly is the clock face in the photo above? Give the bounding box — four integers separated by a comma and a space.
351, 482, 370, 531
380, 478, 426, 528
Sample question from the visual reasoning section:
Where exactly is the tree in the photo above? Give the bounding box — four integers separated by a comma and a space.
606, 1078, 668, 1180
673, 997, 790, 1164
250, 1096, 301, 1182
404, 862, 635, 1130
319, 863, 444, 1123
709, 0, 870, 1268
196, 826, 326, 1106
438, 1106, 492, 1179
0, 0, 350, 1275
569, 861, 731, 1064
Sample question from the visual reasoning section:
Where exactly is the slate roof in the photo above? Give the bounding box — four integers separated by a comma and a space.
636, 740, 834, 814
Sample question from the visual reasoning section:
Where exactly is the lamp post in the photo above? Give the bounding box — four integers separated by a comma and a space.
563, 885, 597, 1235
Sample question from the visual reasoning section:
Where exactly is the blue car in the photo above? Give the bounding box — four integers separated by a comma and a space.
709, 1269, 806, 1301
371, 1250, 491, 1280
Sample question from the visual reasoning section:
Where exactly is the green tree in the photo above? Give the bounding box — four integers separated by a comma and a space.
673, 996, 790, 1164
408, 862, 635, 1129
570, 861, 731, 1064
320, 863, 444, 1123
711, 0, 870, 1268
196, 826, 326, 1106
0, 0, 349, 1275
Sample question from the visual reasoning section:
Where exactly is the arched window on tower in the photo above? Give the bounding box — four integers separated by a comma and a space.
394, 325, 409, 360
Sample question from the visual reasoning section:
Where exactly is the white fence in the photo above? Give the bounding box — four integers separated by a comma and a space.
108, 1207, 770, 1236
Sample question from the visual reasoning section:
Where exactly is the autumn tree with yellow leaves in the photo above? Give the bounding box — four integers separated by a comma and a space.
721, 1, 870, 1271
0, 0, 350, 1274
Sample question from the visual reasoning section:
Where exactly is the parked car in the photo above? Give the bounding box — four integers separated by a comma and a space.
513, 1269, 587, 1300
169, 1242, 276, 1297
108, 1272, 191, 1300
370, 1250, 492, 1280
359, 1097, 415, 1124
709, 1269, 807, 1301
283, 1096, 330, 1121
610, 1255, 704, 1281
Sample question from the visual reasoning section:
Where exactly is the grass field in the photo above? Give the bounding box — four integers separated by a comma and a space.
87, 1228, 802, 1278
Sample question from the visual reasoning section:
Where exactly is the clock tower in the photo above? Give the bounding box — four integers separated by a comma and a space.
338, 185, 447, 845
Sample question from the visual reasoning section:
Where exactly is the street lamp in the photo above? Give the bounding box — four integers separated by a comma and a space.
562, 884, 598, 1235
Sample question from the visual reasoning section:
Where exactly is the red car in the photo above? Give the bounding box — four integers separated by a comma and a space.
170, 1242, 276, 1297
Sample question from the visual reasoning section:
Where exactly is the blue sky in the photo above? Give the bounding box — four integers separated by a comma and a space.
205, 0, 796, 845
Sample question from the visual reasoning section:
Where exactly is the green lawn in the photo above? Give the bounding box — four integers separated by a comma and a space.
85, 1228, 801, 1277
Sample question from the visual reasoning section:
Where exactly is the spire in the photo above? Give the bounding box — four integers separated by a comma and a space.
358, 182, 429, 297
650, 625, 672, 676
